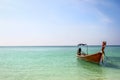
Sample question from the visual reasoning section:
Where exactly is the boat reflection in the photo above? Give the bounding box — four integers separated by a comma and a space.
76, 58, 105, 80
77, 58, 103, 72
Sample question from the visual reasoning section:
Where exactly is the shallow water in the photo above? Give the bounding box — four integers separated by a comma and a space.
0, 46, 120, 80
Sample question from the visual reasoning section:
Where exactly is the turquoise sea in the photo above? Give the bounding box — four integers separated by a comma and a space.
0, 46, 120, 80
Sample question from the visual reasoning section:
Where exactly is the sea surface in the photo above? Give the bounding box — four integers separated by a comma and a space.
0, 46, 120, 80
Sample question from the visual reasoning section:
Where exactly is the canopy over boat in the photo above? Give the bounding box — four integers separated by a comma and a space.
77, 43, 87, 46
77, 43, 88, 54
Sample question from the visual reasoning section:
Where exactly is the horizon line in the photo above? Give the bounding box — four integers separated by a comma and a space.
0, 45, 120, 47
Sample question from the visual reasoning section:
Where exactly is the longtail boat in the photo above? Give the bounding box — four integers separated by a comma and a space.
77, 41, 106, 64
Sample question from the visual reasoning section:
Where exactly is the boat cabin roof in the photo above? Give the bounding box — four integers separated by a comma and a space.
77, 43, 87, 46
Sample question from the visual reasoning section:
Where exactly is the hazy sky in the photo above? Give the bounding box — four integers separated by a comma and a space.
0, 0, 120, 46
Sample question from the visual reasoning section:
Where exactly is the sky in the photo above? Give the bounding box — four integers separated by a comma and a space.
0, 0, 120, 46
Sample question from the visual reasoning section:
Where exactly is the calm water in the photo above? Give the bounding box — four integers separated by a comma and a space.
0, 46, 120, 80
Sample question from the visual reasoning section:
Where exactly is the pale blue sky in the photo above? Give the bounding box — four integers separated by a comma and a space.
0, 0, 120, 46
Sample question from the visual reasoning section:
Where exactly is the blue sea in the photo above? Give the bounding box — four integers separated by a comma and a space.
0, 46, 120, 80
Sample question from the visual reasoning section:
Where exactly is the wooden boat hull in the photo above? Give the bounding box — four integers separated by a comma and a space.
77, 52, 103, 64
